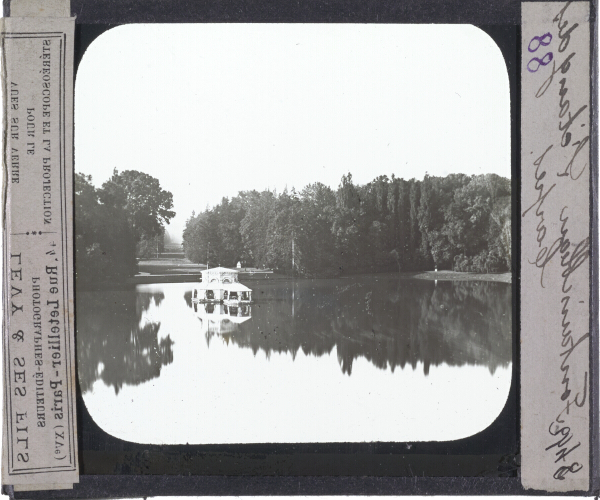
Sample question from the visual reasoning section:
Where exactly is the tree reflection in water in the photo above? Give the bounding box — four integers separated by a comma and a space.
78, 277, 511, 395
77, 291, 173, 394
187, 278, 512, 376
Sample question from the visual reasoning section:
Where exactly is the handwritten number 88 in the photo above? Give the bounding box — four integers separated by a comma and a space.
527, 32, 553, 73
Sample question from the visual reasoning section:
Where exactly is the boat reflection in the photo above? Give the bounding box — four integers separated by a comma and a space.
193, 302, 252, 337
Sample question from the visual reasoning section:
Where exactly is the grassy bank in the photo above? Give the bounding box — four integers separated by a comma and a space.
408, 270, 512, 283
88, 256, 513, 287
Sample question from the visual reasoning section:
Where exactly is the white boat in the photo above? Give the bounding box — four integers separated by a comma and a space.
191, 266, 253, 304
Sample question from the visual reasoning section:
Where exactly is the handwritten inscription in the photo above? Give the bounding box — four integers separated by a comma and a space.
521, 1, 590, 491
522, 145, 556, 287
527, 32, 553, 73
535, 2, 589, 179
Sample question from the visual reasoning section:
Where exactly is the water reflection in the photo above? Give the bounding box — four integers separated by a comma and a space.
77, 276, 511, 395
77, 291, 174, 394
183, 278, 511, 376
195, 302, 252, 337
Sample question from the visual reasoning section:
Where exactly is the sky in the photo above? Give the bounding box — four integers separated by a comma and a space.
75, 24, 510, 242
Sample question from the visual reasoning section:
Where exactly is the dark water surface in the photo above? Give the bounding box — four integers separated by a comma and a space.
77, 274, 512, 444
77, 275, 512, 394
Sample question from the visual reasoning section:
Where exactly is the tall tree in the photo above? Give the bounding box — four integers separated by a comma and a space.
240, 190, 277, 268
333, 173, 362, 272
75, 170, 175, 287
75, 173, 136, 287
100, 169, 176, 244
297, 183, 337, 276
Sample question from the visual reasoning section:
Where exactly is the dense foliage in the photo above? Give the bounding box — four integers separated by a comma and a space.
183, 173, 511, 276
75, 170, 175, 287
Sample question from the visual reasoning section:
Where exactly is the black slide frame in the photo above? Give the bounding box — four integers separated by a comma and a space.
3, 0, 598, 496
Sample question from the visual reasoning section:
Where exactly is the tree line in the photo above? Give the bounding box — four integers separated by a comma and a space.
75, 170, 175, 287
183, 172, 511, 276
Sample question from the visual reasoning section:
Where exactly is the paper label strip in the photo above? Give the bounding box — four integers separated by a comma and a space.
1, 15, 78, 488
521, 1, 590, 493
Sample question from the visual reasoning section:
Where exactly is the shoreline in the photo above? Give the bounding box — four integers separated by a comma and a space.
406, 270, 512, 284
77, 269, 511, 291
135, 258, 512, 284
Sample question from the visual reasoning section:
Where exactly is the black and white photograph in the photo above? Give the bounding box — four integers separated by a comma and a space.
74, 24, 513, 445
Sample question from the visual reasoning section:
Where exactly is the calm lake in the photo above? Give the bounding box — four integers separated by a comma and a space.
77, 274, 513, 444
